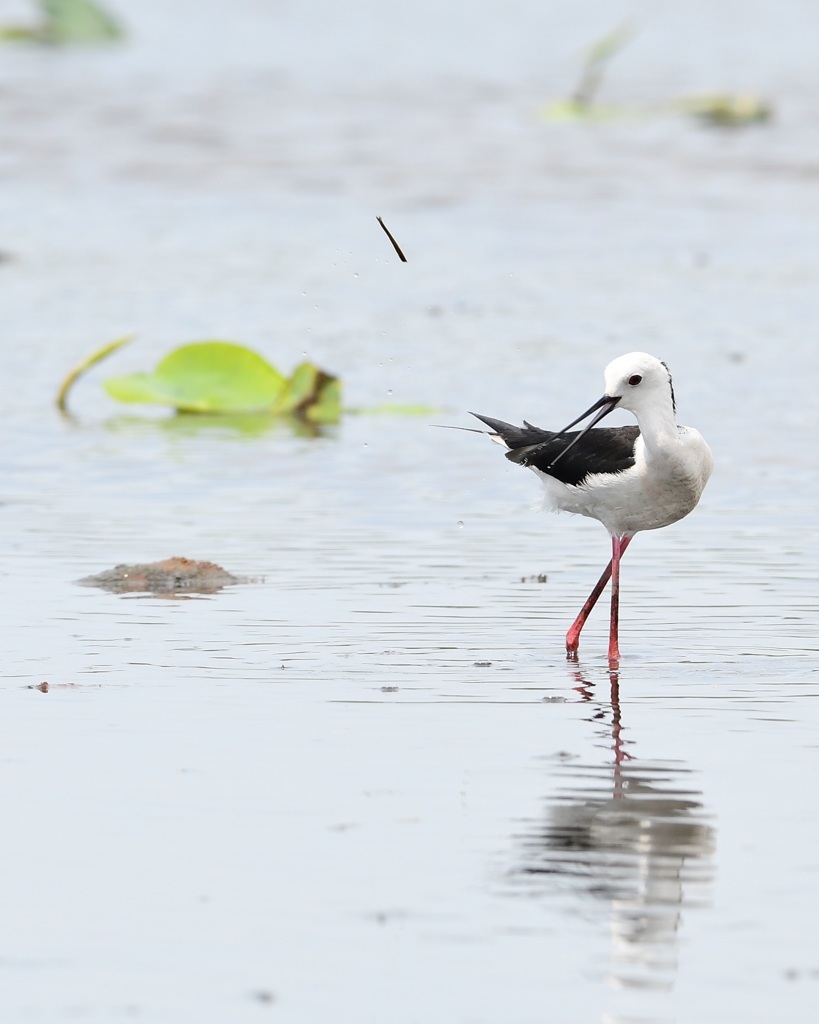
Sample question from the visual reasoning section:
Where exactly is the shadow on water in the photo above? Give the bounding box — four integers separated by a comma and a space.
509, 667, 716, 998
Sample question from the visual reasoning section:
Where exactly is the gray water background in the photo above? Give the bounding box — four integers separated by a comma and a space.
1, 0, 819, 1020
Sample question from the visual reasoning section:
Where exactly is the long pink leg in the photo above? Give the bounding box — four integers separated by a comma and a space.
565, 535, 632, 658
607, 534, 628, 667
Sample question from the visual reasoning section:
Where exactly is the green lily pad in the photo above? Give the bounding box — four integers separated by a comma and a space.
104, 341, 288, 413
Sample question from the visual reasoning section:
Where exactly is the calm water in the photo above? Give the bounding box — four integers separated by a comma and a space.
1, 1, 819, 1021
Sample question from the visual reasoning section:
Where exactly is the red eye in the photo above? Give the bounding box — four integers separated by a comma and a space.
628, 374, 642, 386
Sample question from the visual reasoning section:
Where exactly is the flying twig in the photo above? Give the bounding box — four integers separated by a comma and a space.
376, 216, 408, 262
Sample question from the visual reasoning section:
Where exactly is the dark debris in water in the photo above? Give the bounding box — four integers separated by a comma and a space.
784, 968, 819, 982
78, 556, 247, 596
26, 681, 101, 692
250, 990, 277, 1005
520, 573, 548, 584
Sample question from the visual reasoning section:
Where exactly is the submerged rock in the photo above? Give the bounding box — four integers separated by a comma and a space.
78, 557, 245, 596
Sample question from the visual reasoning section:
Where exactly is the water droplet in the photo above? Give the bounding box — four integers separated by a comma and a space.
457, 520, 464, 529
386, 389, 393, 396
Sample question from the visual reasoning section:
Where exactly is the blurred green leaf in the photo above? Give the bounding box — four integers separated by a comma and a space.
678, 93, 772, 127
0, 0, 122, 44
540, 100, 634, 122
0, 26, 40, 40
271, 361, 342, 422
353, 402, 445, 416
571, 22, 636, 108
584, 22, 636, 71
38, 0, 122, 42
274, 361, 322, 413
104, 342, 288, 413
539, 22, 637, 121
305, 377, 342, 423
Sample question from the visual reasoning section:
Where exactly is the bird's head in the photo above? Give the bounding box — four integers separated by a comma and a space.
603, 352, 676, 416
547, 352, 677, 470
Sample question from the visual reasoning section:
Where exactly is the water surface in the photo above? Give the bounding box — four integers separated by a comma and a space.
1, 1, 819, 1021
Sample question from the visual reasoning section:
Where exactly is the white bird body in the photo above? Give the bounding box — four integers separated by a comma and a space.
534, 425, 713, 535
471, 352, 713, 664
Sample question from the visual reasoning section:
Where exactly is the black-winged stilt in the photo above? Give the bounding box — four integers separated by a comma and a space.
471, 352, 713, 666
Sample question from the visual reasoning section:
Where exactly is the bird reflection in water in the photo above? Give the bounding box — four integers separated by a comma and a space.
512, 666, 716, 994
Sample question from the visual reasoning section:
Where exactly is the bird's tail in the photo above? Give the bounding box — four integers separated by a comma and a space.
469, 413, 545, 451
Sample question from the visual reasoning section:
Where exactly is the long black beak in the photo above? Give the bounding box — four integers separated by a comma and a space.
548, 394, 621, 468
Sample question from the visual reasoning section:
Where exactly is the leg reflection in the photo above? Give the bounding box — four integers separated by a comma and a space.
511, 660, 716, 994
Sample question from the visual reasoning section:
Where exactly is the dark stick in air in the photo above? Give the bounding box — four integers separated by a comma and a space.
376, 216, 408, 262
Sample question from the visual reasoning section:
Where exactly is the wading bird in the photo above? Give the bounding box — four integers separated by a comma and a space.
472, 352, 713, 666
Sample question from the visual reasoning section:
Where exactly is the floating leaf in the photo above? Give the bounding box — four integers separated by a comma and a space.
304, 376, 342, 423
104, 341, 288, 413
62, 337, 341, 421
0, 26, 40, 40
540, 100, 635, 123
677, 93, 772, 127
38, 0, 122, 43
0, 0, 123, 44
272, 361, 341, 422
274, 361, 324, 413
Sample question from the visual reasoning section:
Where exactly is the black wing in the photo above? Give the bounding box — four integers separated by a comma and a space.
470, 413, 639, 487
